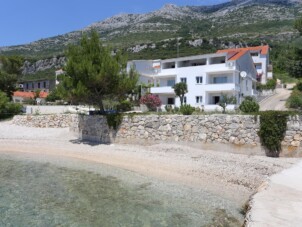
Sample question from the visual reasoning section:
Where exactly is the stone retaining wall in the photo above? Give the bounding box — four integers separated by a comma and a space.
12, 114, 302, 152
12, 114, 75, 128
73, 114, 260, 145
71, 114, 302, 152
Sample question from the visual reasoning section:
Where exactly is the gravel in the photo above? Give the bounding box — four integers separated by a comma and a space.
0, 120, 299, 204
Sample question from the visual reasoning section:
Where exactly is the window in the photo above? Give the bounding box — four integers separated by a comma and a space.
255, 63, 262, 70
196, 76, 203, 84
251, 52, 259, 57
213, 77, 227, 84
167, 79, 175, 87
32, 83, 34, 89
196, 96, 203, 104
167, 98, 175, 105
26, 83, 29, 90
180, 78, 187, 83
43, 82, 46, 88
38, 82, 40, 89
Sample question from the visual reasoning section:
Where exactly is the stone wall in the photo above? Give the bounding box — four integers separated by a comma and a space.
72, 114, 261, 146
12, 114, 302, 153
12, 114, 75, 128
283, 115, 302, 148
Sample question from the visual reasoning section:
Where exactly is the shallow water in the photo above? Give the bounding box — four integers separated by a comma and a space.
0, 152, 242, 227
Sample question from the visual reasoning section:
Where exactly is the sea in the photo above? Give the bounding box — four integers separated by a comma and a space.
0, 152, 243, 227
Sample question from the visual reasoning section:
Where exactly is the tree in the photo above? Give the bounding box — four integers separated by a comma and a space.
218, 94, 237, 114
59, 30, 138, 111
0, 56, 24, 75
46, 88, 62, 102
173, 82, 188, 106
294, 16, 302, 34
0, 70, 17, 99
0, 91, 22, 119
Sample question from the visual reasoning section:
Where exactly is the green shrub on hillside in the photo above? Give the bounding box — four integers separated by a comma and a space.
180, 104, 195, 115
117, 100, 132, 112
286, 90, 302, 109
239, 96, 260, 113
296, 81, 302, 91
258, 111, 289, 157
257, 79, 277, 91
0, 91, 22, 119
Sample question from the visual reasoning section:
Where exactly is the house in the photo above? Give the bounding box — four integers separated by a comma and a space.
13, 91, 48, 104
217, 45, 272, 84
128, 50, 258, 111
19, 79, 56, 93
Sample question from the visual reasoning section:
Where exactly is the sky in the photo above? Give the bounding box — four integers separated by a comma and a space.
0, 0, 229, 47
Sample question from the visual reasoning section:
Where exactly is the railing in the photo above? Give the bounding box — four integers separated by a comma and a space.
151, 86, 175, 94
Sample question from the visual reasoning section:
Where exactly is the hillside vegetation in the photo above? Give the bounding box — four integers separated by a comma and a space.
0, 0, 301, 82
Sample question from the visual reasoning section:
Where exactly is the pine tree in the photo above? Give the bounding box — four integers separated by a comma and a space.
59, 30, 138, 111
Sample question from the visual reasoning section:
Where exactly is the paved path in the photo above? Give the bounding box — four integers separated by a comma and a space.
247, 160, 302, 227
259, 86, 293, 111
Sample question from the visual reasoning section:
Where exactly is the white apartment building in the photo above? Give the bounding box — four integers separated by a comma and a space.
217, 45, 272, 84
128, 48, 263, 111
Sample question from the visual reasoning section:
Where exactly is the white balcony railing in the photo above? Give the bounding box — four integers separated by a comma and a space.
151, 86, 175, 94
203, 83, 238, 92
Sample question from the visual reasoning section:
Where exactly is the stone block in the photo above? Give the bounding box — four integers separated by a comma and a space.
291, 141, 301, 147
294, 134, 301, 141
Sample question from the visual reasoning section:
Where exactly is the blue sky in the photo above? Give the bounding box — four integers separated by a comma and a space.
0, 0, 229, 47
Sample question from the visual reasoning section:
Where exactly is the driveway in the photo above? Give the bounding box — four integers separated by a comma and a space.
259, 85, 294, 111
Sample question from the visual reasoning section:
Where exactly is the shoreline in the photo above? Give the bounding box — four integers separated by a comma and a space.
0, 120, 300, 225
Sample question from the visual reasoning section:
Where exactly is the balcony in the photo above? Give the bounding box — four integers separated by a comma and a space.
151, 86, 175, 94
204, 83, 239, 92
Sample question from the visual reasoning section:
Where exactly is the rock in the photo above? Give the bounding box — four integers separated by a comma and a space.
294, 134, 301, 141
291, 141, 301, 147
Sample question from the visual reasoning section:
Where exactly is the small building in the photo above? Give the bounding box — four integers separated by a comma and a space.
13, 91, 49, 104
20, 79, 56, 93
128, 50, 258, 111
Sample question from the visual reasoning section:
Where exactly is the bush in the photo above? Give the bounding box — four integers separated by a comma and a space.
117, 100, 132, 112
296, 81, 302, 91
258, 111, 289, 157
0, 91, 22, 119
105, 113, 123, 130
46, 88, 62, 102
266, 79, 277, 90
257, 79, 277, 91
286, 90, 302, 109
180, 104, 195, 115
140, 94, 161, 111
239, 96, 260, 113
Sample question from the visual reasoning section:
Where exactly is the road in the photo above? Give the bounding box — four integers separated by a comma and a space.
259, 86, 293, 111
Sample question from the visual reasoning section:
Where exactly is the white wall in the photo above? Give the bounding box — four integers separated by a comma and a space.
131, 52, 257, 110
23, 105, 77, 115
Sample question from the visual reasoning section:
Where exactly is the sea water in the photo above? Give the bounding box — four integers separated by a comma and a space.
0, 152, 243, 227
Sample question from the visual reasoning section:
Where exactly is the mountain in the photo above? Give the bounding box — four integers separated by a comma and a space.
1, 0, 301, 62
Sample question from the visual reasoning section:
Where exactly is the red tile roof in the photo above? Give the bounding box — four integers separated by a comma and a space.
13, 91, 48, 99
217, 45, 270, 60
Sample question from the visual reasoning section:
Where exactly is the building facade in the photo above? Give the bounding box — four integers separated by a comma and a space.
217, 45, 272, 84
128, 50, 260, 111
20, 79, 56, 93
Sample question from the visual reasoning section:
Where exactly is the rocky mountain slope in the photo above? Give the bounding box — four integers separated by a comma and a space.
2, 0, 302, 76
